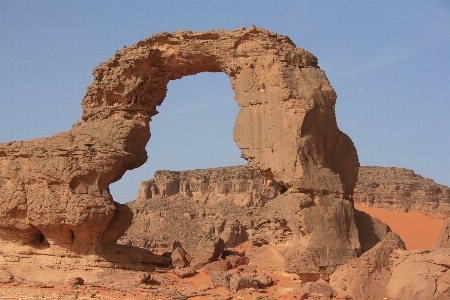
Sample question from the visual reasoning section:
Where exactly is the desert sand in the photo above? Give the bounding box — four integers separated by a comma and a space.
355, 204, 445, 250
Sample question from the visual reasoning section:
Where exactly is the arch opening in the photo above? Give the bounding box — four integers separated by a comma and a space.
109, 72, 246, 203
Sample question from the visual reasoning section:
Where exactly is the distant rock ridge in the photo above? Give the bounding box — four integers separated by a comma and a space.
354, 166, 450, 216
121, 166, 279, 254
136, 165, 279, 206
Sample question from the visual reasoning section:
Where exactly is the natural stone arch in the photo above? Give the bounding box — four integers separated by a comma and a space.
81, 26, 358, 195
0, 27, 360, 274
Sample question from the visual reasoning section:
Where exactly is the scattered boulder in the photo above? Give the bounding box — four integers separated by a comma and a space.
225, 255, 249, 268
330, 239, 405, 299
254, 272, 273, 288
203, 260, 231, 274
210, 271, 231, 289
308, 281, 334, 298
237, 264, 257, 275
386, 248, 450, 300
330, 238, 450, 300
230, 273, 259, 292
171, 245, 192, 269
0, 269, 14, 284
190, 234, 225, 269
68, 277, 84, 285
173, 267, 197, 279
137, 272, 153, 284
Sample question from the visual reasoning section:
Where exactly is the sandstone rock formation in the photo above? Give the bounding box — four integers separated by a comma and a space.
122, 166, 407, 278
355, 166, 450, 216
120, 166, 278, 253
435, 219, 450, 249
0, 27, 359, 275
137, 166, 279, 207
331, 244, 450, 300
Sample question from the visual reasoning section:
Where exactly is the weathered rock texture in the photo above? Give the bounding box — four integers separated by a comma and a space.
435, 219, 450, 249
330, 239, 450, 300
121, 166, 408, 277
355, 166, 450, 216
0, 28, 358, 274
120, 166, 278, 253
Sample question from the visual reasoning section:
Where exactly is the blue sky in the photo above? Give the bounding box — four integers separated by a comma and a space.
1, 0, 449, 203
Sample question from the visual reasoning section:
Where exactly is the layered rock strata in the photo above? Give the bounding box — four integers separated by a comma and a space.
355, 166, 450, 216
120, 166, 278, 253
0, 28, 359, 274
122, 166, 403, 277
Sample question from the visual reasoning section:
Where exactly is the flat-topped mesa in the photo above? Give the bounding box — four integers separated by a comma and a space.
136, 166, 279, 205
355, 166, 450, 216
0, 27, 359, 273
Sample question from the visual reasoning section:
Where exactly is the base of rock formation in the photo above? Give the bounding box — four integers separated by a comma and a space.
330, 240, 450, 300
120, 166, 396, 279
2, 164, 450, 299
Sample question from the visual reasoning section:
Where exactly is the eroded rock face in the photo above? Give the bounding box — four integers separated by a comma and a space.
435, 219, 450, 249
0, 28, 359, 273
122, 166, 411, 278
330, 240, 450, 300
355, 166, 450, 216
137, 166, 279, 206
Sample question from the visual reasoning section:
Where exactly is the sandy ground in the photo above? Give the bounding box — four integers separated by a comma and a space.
2, 206, 446, 299
0, 270, 305, 300
355, 204, 445, 250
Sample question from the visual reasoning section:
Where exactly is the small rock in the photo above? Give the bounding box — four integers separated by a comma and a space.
226, 255, 250, 268
173, 267, 197, 278
203, 260, 231, 274
230, 273, 259, 292
210, 271, 231, 289
254, 272, 273, 287
190, 234, 225, 269
237, 264, 256, 275
68, 277, 84, 285
137, 272, 153, 284
251, 295, 275, 300
199, 283, 213, 291
0, 269, 14, 284
309, 281, 334, 298
171, 246, 192, 269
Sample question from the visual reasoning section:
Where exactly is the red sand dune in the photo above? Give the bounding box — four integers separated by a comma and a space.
354, 204, 445, 250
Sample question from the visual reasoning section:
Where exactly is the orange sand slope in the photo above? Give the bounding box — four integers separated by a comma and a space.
355, 204, 445, 250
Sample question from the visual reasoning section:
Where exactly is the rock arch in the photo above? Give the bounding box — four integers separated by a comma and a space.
0, 27, 360, 273
81, 26, 358, 194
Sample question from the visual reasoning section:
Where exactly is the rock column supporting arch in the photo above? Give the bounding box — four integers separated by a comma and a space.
0, 27, 360, 273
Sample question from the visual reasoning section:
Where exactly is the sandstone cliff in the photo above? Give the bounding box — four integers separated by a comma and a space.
121, 166, 278, 254
355, 166, 450, 216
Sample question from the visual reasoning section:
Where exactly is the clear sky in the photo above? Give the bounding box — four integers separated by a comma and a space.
1, 0, 449, 204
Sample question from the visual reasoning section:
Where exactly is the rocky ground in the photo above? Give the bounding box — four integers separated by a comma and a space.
2, 165, 449, 299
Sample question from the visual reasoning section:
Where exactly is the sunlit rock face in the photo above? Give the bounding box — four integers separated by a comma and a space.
0, 27, 359, 274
